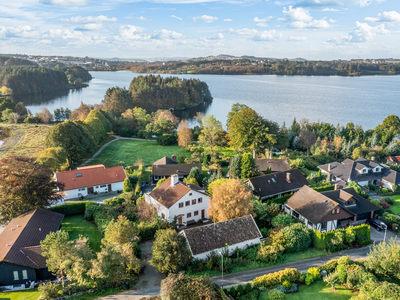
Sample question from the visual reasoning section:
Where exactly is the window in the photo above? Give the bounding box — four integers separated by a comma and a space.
307, 220, 313, 228
179, 203, 184, 208
336, 208, 340, 214
332, 209, 336, 215
185, 201, 190, 206
22, 270, 28, 279
321, 222, 327, 231
189, 193, 192, 196
192, 199, 196, 205
76, 173, 82, 177
78, 188, 85, 191
194, 211, 199, 216
187, 213, 191, 218
100, 185, 106, 188
161, 213, 165, 219
96, 186, 99, 188
198, 198, 203, 203
13, 271, 19, 281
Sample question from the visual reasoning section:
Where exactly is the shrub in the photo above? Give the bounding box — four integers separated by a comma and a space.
380, 200, 391, 209
244, 283, 252, 294
260, 228, 269, 238
282, 281, 292, 290
346, 265, 376, 289
237, 284, 244, 296
84, 202, 103, 221
137, 220, 163, 240
318, 259, 338, 274
337, 264, 348, 283
323, 271, 340, 290
271, 214, 293, 228
276, 283, 298, 294
268, 289, 286, 300
256, 243, 284, 263
338, 256, 353, 265
252, 268, 302, 288
38, 282, 60, 300
345, 227, 356, 243
156, 133, 177, 146
382, 196, 395, 205
305, 267, 320, 285
48, 202, 86, 216
237, 289, 259, 300
229, 286, 237, 298
277, 223, 313, 253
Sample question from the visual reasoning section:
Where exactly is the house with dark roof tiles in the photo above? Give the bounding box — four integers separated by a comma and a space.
181, 215, 262, 260
284, 186, 379, 232
0, 209, 64, 287
145, 175, 210, 225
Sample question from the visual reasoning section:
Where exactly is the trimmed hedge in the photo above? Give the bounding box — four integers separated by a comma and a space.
252, 268, 303, 288
313, 224, 371, 250
312, 184, 334, 192
48, 202, 86, 216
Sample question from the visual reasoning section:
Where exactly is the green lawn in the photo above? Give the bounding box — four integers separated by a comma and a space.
0, 288, 39, 300
389, 195, 400, 215
259, 281, 356, 300
88, 139, 188, 167
62, 215, 102, 252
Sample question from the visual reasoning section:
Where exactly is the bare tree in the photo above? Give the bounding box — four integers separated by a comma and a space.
177, 120, 192, 147
299, 129, 317, 156
39, 107, 53, 124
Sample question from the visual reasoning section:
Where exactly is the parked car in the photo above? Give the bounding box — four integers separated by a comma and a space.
367, 219, 387, 231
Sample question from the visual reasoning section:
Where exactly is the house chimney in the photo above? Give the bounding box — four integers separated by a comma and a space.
371, 156, 376, 161
171, 174, 179, 187
334, 184, 340, 190
328, 164, 331, 171
172, 154, 177, 161
286, 172, 291, 183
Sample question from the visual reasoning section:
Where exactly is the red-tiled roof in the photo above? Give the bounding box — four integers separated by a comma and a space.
56, 165, 126, 191
149, 177, 191, 208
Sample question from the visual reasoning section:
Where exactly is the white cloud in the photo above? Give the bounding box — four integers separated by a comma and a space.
351, 0, 385, 7
137, 16, 152, 21
40, 0, 88, 6
254, 16, 273, 23
193, 15, 218, 23
207, 32, 225, 39
61, 15, 117, 23
283, 6, 331, 29
322, 8, 339, 11
75, 23, 103, 31
151, 29, 182, 39
118, 25, 150, 41
364, 11, 400, 25
229, 28, 258, 35
328, 21, 389, 44
171, 15, 182, 21
229, 27, 282, 41
288, 35, 307, 40
274, 1, 292, 5
224, 18, 233, 22
0, 25, 39, 39
256, 23, 269, 27
330, 18, 336, 23
294, 0, 342, 8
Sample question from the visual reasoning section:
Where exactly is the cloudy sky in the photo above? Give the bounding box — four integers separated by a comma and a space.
1, 0, 400, 59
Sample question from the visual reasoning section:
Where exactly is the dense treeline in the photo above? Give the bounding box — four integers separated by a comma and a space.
62, 65, 93, 82
102, 75, 213, 114
125, 59, 400, 76
0, 57, 36, 66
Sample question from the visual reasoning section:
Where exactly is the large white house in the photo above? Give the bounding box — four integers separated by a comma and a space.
145, 175, 210, 225
55, 165, 127, 200
181, 215, 262, 260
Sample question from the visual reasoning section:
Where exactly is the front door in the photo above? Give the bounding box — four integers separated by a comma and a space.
201, 209, 205, 219
108, 184, 112, 191
88, 187, 94, 194
177, 216, 182, 225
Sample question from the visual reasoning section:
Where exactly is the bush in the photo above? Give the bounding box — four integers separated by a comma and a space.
156, 133, 177, 146
229, 286, 237, 298
345, 227, 356, 243
244, 283, 252, 294
338, 256, 353, 265
237, 289, 259, 300
318, 259, 338, 274
276, 223, 313, 253
271, 214, 293, 228
38, 282, 60, 300
382, 196, 395, 205
282, 281, 292, 290
84, 202, 103, 221
260, 228, 269, 238
237, 284, 244, 296
252, 268, 302, 288
305, 267, 320, 285
380, 200, 391, 209
256, 243, 284, 263
268, 289, 286, 300
337, 264, 348, 283
48, 202, 86, 216
276, 283, 298, 294
346, 265, 376, 289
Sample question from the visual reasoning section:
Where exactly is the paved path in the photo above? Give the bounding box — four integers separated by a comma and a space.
100, 240, 165, 300
80, 135, 153, 167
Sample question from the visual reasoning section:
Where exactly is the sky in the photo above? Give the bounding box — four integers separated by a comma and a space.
1, 0, 400, 60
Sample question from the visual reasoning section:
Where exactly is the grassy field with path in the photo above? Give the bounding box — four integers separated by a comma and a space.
389, 195, 400, 215
62, 215, 102, 252
88, 139, 189, 167
259, 281, 356, 300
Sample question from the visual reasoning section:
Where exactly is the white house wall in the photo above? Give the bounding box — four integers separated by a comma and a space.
357, 181, 369, 187
285, 204, 336, 232
62, 181, 124, 200
192, 237, 261, 261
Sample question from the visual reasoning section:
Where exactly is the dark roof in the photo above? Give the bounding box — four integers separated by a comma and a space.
152, 163, 202, 177
153, 156, 178, 165
382, 168, 400, 185
322, 188, 381, 216
56, 165, 126, 191
229, 158, 290, 173
285, 186, 341, 224
0, 209, 64, 269
246, 169, 309, 198
182, 215, 261, 256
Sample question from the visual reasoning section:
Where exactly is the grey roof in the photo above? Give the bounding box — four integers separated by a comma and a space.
322, 188, 380, 216
246, 169, 310, 199
152, 163, 202, 177
182, 215, 261, 256
153, 156, 178, 165
318, 158, 399, 185
229, 158, 290, 173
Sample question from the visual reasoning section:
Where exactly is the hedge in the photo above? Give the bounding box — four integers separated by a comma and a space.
267, 185, 334, 205
312, 184, 334, 192
48, 202, 86, 216
313, 224, 371, 250
252, 268, 303, 288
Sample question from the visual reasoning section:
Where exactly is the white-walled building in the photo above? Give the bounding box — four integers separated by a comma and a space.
181, 215, 262, 260
55, 165, 126, 200
145, 175, 210, 225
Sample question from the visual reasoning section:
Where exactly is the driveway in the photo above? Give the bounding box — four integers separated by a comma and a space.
370, 226, 398, 243
99, 240, 165, 300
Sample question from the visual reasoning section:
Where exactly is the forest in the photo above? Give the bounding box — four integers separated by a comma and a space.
102, 75, 213, 114
93, 59, 400, 76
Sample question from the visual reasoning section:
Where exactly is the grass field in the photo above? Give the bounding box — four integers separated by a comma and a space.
389, 195, 400, 215
62, 215, 102, 252
88, 139, 189, 167
0, 288, 39, 300
0, 124, 51, 158
259, 281, 356, 300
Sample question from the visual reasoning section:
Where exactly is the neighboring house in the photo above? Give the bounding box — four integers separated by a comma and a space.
0, 209, 64, 288
284, 186, 379, 232
245, 169, 310, 200
151, 156, 202, 183
318, 157, 400, 190
227, 158, 290, 177
145, 175, 210, 225
387, 156, 400, 165
181, 215, 262, 260
55, 164, 127, 200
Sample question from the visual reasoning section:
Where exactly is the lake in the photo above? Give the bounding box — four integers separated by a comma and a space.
14, 71, 400, 130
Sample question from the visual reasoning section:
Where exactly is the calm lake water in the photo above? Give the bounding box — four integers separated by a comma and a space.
14, 71, 400, 130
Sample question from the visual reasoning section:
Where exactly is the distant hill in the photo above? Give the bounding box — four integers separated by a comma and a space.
0, 57, 37, 67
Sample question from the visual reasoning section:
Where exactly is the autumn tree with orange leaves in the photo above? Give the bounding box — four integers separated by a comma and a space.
177, 119, 192, 147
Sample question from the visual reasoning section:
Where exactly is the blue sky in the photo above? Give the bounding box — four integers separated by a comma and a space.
1, 0, 400, 59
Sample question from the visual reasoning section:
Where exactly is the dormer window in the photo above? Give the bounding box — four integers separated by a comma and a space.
76, 173, 82, 177
363, 169, 367, 174
345, 200, 356, 206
